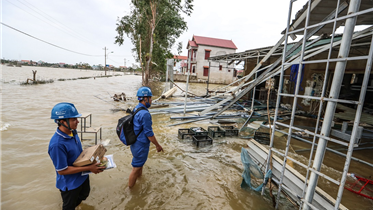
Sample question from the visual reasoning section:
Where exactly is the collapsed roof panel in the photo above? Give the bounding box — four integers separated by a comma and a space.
284, 0, 373, 36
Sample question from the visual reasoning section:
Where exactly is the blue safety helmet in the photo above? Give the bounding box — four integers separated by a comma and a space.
137, 87, 152, 100
51, 102, 82, 121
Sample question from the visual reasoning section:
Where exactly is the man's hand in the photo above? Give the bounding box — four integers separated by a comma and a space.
57, 163, 106, 175
88, 163, 106, 174
148, 135, 163, 152
156, 145, 163, 152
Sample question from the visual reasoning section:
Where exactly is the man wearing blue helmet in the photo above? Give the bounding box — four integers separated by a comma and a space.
48, 102, 105, 210
127, 87, 163, 188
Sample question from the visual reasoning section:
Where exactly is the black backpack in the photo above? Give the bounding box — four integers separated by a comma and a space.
116, 107, 147, 145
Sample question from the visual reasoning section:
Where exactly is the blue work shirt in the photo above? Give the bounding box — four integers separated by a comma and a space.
133, 103, 154, 144
48, 128, 88, 191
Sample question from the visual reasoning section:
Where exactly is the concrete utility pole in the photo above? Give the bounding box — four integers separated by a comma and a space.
184, 49, 191, 115
103, 47, 113, 75
103, 47, 107, 75
166, 59, 174, 90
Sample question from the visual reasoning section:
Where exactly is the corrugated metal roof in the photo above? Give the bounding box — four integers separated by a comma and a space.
191, 35, 237, 49
284, 0, 373, 36
208, 35, 345, 62
286, 36, 343, 57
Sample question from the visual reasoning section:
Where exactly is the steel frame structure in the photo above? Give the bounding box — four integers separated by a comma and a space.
201, 0, 373, 209
264, 0, 373, 209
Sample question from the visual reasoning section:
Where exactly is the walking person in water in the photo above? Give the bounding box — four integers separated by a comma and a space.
48, 102, 105, 210
120, 87, 163, 188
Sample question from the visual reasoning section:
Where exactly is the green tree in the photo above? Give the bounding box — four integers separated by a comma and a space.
115, 0, 193, 86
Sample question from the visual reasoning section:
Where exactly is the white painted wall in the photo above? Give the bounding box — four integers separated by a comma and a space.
193, 45, 236, 84
173, 59, 187, 73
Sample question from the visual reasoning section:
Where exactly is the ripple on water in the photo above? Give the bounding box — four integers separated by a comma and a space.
0, 122, 11, 131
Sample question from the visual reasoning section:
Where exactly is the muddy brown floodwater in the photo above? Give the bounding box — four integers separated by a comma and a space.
1, 66, 372, 209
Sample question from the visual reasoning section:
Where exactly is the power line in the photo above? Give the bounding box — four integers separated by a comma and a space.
110, 55, 132, 57
4, 0, 134, 65
5, 0, 83, 44
108, 57, 123, 65
6, 0, 101, 48
1, 22, 102, 57
19, 0, 94, 43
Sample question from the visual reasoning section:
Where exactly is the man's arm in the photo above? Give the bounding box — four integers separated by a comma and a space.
148, 135, 163, 152
141, 112, 163, 152
58, 163, 106, 175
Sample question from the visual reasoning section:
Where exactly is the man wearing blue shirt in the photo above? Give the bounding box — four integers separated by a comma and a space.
122, 87, 163, 188
48, 102, 105, 210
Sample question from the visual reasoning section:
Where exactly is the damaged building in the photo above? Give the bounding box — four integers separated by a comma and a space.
200, 0, 373, 209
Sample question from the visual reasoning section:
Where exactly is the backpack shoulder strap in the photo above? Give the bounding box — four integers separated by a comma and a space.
132, 106, 147, 115
132, 107, 148, 137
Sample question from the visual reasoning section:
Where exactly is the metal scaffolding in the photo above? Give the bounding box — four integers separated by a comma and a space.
264, 0, 373, 209
201, 0, 373, 209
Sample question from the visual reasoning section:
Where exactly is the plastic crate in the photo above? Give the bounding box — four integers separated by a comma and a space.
220, 126, 239, 136
208, 126, 226, 138
254, 131, 270, 145
192, 135, 213, 147
189, 127, 208, 136
178, 129, 194, 139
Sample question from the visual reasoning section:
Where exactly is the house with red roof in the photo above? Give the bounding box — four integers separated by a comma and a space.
186, 35, 237, 84
173, 55, 188, 73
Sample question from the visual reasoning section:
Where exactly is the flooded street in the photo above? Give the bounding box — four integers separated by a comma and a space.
1, 66, 275, 210
1, 66, 372, 209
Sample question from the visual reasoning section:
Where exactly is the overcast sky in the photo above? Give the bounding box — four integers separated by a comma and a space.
1, 0, 309, 67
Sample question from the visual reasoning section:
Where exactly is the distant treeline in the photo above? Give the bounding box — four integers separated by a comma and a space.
1, 59, 140, 72
20, 74, 122, 85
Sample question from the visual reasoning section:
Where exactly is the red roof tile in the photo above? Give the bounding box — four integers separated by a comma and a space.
192, 35, 237, 49
188, 40, 198, 48
173, 55, 188, 60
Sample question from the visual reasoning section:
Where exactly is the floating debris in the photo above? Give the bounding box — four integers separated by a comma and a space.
112, 92, 126, 101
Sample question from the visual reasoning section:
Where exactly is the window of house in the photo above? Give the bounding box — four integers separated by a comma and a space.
205, 50, 211, 60
203, 66, 209, 76
219, 65, 222, 71
193, 50, 197, 61
192, 66, 196, 73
